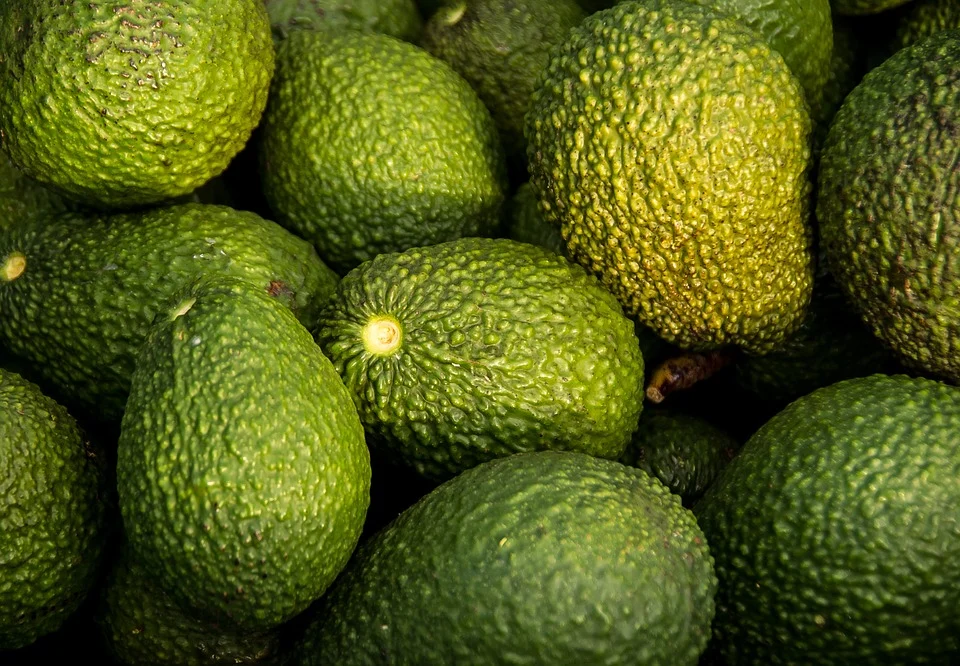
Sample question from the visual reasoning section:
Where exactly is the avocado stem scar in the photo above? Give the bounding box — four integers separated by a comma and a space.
171, 297, 197, 319
2, 252, 26, 282
363, 316, 402, 356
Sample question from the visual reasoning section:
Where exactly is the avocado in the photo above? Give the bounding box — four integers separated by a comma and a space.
420, 0, 586, 165
812, 14, 868, 151
0, 203, 337, 422
0, 151, 68, 232
893, 0, 960, 50
117, 275, 370, 631
818, 31, 960, 383
315, 237, 645, 480
0, 369, 107, 649
297, 451, 717, 666
619, 407, 739, 504
832, 0, 915, 16
264, 0, 422, 43
0, 0, 274, 209
695, 374, 960, 664
97, 547, 286, 665
526, 0, 815, 354
259, 29, 507, 274
506, 182, 565, 255
687, 0, 833, 119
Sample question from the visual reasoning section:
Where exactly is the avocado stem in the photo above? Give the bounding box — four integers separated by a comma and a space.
363, 316, 403, 356
645, 349, 736, 403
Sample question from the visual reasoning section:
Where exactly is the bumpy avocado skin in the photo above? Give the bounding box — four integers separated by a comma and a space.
264, 0, 422, 43
527, 0, 814, 354
421, 0, 586, 161
0, 0, 274, 209
894, 0, 960, 50
315, 237, 645, 480
832, 0, 914, 16
818, 32, 960, 383
506, 182, 566, 255
0, 369, 107, 649
0, 203, 336, 421
117, 275, 370, 632
298, 451, 717, 666
619, 408, 738, 503
688, 0, 833, 119
695, 374, 960, 664
97, 549, 287, 666
0, 151, 69, 232
260, 30, 507, 274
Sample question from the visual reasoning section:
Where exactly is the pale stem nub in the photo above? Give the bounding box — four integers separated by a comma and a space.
363, 316, 402, 356
1, 252, 26, 282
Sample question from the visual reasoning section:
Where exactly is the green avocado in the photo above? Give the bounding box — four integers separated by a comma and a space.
260, 29, 507, 274
264, 0, 422, 43
0, 203, 337, 422
315, 237, 645, 480
0, 151, 69, 232
298, 451, 717, 666
0, 369, 107, 649
97, 547, 286, 666
696, 374, 960, 664
117, 275, 370, 631
0, 0, 274, 209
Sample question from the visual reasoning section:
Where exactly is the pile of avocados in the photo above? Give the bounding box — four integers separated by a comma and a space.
1, 0, 959, 664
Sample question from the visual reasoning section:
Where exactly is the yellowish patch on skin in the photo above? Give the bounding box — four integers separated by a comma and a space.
171, 297, 196, 319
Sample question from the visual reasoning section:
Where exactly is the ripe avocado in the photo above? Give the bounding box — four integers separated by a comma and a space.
315, 237, 646, 480
420, 0, 586, 164
893, 0, 960, 50
687, 0, 833, 119
526, 0, 815, 354
297, 451, 717, 666
264, 0, 423, 43
0, 203, 337, 422
117, 275, 370, 631
0, 369, 107, 649
260, 30, 507, 274
695, 374, 960, 664
0, 0, 274, 209
818, 31, 960, 383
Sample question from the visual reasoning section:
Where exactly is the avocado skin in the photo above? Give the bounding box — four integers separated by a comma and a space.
298, 451, 717, 666
695, 374, 960, 664
0, 369, 108, 650
117, 275, 370, 632
315, 237, 645, 481
0, 203, 337, 422
818, 32, 960, 383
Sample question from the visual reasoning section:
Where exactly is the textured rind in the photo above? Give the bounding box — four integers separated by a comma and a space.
894, 0, 960, 50
831, 0, 913, 16
506, 182, 566, 255
420, 0, 586, 159
818, 33, 960, 383
813, 15, 866, 145
734, 282, 892, 405
315, 237, 645, 480
695, 374, 960, 664
264, 0, 422, 43
526, 0, 815, 354
116, 275, 371, 631
259, 30, 507, 274
619, 407, 738, 501
0, 369, 107, 649
97, 549, 285, 666
298, 451, 717, 666
0, 203, 337, 420
0, 151, 69, 232
0, 0, 274, 209
688, 0, 833, 118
